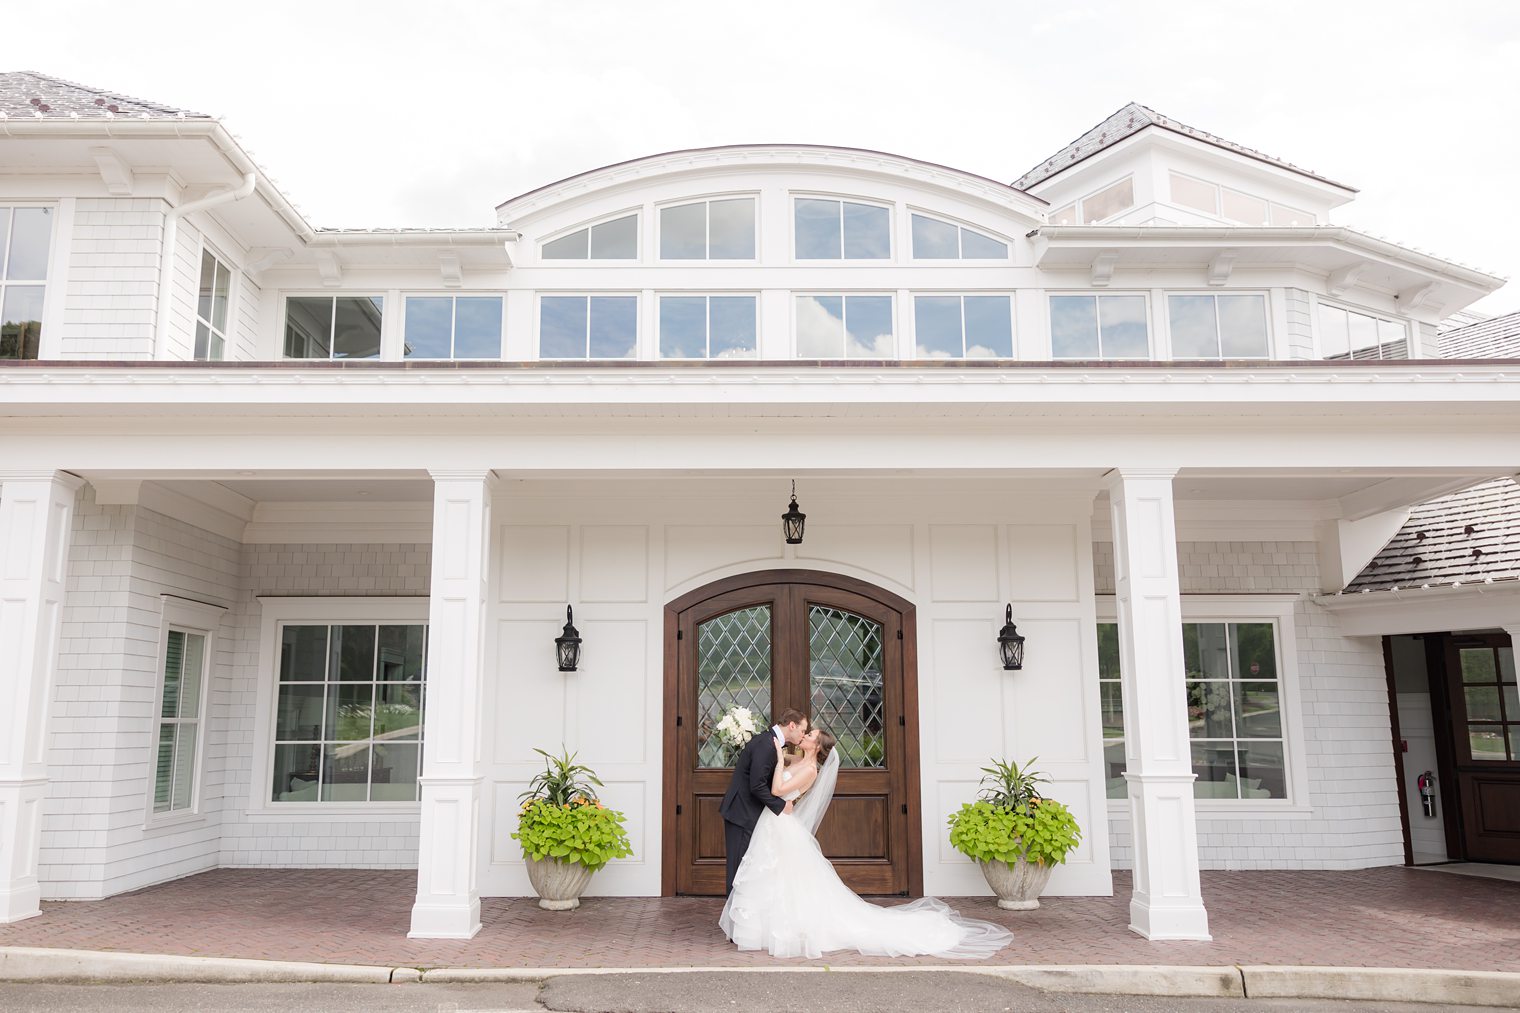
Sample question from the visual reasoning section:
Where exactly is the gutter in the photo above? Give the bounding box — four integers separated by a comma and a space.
151, 171, 256, 360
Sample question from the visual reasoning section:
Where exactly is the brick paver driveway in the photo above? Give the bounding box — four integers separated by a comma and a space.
1, 868, 1516, 971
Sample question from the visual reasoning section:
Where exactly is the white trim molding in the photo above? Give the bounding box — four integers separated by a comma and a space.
142, 595, 228, 831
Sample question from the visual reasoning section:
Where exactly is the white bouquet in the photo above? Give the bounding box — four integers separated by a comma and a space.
714, 705, 760, 751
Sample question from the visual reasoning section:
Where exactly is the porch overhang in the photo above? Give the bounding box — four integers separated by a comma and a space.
1029, 226, 1506, 320
1315, 581, 1520, 637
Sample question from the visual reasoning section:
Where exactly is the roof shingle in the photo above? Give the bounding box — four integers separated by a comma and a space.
1012, 102, 1354, 193
1438, 310, 1520, 359
0, 70, 207, 120
1344, 477, 1520, 593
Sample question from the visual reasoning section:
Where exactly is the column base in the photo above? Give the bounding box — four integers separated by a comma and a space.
407, 897, 482, 939
1129, 895, 1212, 941
0, 882, 41, 924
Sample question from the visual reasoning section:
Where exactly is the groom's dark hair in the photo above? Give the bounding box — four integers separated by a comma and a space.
775, 708, 808, 728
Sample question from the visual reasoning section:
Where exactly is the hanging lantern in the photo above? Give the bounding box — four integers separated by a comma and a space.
555, 605, 582, 672
781, 479, 806, 545
997, 604, 1026, 671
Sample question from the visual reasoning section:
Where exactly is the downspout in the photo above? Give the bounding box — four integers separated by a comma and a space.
151, 172, 257, 360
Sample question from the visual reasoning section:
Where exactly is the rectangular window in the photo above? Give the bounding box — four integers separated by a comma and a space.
0, 206, 53, 360
658, 294, 757, 359
1268, 203, 1314, 226
1184, 622, 1286, 800
910, 214, 1007, 259
283, 296, 383, 359
1080, 177, 1134, 224
155, 629, 207, 815
1097, 623, 1126, 799
796, 294, 893, 358
1170, 172, 1218, 215
1050, 204, 1077, 226
1097, 615, 1291, 802
1318, 303, 1407, 360
271, 622, 427, 803
912, 294, 1012, 358
1168, 293, 1268, 358
794, 198, 890, 260
1221, 188, 1268, 225
539, 295, 638, 359
404, 295, 503, 359
195, 248, 233, 360
659, 198, 755, 260
1050, 294, 1149, 359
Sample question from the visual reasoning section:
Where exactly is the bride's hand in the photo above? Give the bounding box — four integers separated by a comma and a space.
775, 739, 786, 759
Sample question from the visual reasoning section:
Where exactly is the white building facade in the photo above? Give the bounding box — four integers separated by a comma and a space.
1, 77, 1516, 943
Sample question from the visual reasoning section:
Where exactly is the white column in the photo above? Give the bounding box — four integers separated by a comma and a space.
0, 471, 83, 923
1106, 468, 1211, 941
409, 470, 497, 939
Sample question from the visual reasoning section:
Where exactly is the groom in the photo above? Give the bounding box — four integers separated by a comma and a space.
718, 708, 809, 894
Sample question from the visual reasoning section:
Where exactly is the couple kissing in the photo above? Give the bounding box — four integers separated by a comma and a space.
715, 709, 1013, 960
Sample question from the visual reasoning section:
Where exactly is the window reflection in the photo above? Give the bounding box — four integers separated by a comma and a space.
659, 294, 757, 359
795, 198, 890, 260
540, 295, 636, 359
796, 294, 893, 358
1051, 294, 1148, 359
660, 199, 755, 260
285, 296, 383, 359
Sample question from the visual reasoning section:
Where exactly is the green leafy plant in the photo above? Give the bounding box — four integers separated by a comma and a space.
519, 747, 603, 806
947, 757, 1082, 867
975, 756, 1050, 809
512, 747, 632, 871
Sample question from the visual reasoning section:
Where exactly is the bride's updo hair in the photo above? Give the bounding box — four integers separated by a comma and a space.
812, 728, 836, 765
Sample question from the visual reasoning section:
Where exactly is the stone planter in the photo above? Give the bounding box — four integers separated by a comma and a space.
525, 855, 595, 910
977, 856, 1055, 910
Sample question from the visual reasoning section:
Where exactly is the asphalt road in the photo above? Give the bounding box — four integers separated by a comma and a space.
1, 976, 1511, 1013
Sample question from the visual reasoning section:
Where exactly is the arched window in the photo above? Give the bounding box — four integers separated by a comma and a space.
909, 214, 1007, 259
541, 213, 639, 260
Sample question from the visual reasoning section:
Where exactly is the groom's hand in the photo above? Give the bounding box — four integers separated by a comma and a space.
782, 800, 794, 815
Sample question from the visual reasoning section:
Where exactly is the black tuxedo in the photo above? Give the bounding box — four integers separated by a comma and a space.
718, 729, 787, 894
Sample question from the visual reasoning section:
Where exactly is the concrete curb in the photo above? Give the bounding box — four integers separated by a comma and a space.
421, 963, 1242, 997
1241, 965, 1520, 1009
0, 946, 401, 984
5, 947, 1520, 1007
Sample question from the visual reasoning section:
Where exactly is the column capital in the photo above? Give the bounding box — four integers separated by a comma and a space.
1104, 468, 1179, 488
0, 471, 86, 492
427, 469, 499, 485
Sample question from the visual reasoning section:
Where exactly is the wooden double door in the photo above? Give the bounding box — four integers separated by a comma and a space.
662, 570, 922, 896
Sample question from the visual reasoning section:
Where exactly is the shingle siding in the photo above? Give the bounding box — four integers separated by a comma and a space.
59, 198, 165, 359
1097, 540, 1405, 871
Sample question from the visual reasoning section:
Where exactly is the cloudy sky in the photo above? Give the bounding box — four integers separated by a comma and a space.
13, 0, 1520, 314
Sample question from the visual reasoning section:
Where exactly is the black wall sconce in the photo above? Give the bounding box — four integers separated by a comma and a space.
782, 479, 806, 545
997, 604, 1026, 671
555, 606, 582, 672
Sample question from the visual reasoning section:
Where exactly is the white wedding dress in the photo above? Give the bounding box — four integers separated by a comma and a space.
718, 752, 1013, 959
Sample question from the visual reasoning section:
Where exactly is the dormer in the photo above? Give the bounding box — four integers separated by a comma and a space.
1017, 103, 1357, 227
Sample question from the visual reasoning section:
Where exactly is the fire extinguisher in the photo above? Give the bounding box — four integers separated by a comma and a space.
1417, 771, 1436, 818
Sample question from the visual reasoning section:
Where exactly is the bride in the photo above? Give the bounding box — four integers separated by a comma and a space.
719, 726, 1013, 960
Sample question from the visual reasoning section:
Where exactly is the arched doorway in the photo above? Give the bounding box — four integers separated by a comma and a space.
661, 569, 922, 896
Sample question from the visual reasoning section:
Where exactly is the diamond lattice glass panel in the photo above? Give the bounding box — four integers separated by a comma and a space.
696, 606, 772, 768
808, 605, 885, 768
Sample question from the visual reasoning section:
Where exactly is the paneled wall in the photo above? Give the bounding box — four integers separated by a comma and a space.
482, 479, 1111, 899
